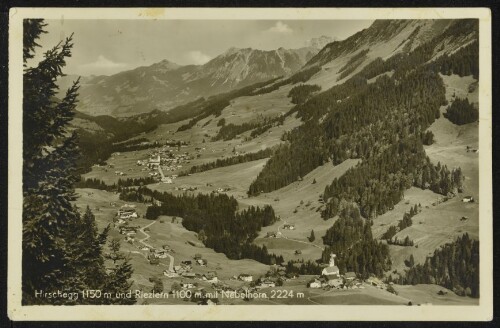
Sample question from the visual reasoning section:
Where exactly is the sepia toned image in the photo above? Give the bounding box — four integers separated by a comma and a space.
8, 7, 492, 321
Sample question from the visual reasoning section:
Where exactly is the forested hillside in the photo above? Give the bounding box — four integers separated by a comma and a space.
397, 233, 479, 298
120, 187, 284, 265
248, 19, 477, 206
242, 19, 478, 281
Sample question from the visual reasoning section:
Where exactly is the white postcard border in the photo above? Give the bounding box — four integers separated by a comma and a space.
8, 7, 493, 321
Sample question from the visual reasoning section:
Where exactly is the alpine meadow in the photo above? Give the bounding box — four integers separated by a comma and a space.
20, 17, 482, 307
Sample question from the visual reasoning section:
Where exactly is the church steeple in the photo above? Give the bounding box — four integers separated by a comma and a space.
329, 253, 336, 267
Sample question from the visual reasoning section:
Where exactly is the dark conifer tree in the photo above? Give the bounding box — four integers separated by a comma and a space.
22, 19, 134, 304
309, 230, 316, 242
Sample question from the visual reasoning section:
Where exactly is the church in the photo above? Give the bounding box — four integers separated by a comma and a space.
322, 253, 342, 287
322, 253, 340, 277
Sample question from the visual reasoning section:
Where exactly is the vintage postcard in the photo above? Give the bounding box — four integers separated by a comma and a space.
8, 7, 492, 321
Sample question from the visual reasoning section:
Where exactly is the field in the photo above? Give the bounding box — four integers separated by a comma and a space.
75, 188, 271, 305
426, 74, 479, 201
248, 159, 360, 262
148, 158, 268, 197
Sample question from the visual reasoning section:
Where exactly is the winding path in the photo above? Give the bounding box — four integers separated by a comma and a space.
160, 253, 175, 272
138, 220, 157, 246
157, 165, 166, 181
136, 220, 175, 271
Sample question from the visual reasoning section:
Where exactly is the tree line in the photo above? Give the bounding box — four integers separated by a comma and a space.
287, 84, 322, 105
212, 121, 260, 141
387, 236, 415, 247
337, 48, 369, 81
182, 148, 274, 175
250, 66, 322, 96
284, 260, 322, 275
75, 176, 158, 191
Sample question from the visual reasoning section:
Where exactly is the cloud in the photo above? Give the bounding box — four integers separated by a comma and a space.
187, 50, 212, 65
80, 55, 128, 70
267, 21, 293, 34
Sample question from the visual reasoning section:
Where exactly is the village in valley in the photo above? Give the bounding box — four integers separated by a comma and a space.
69, 19, 481, 307
105, 202, 378, 305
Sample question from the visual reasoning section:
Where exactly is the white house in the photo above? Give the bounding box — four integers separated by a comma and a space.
155, 251, 168, 259
462, 196, 474, 203
118, 205, 136, 216
162, 177, 173, 184
196, 259, 208, 266
120, 212, 138, 220
238, 274, 253, 282
259, 280, 276, 288
308, 279, 322, 288
202, 272, 218, 283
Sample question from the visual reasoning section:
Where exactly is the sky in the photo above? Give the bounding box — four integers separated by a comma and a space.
32, 19, 374, 76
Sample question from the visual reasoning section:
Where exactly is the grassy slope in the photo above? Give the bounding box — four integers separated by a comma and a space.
247, 159, 360, 263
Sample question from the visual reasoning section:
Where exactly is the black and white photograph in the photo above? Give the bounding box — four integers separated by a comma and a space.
7, 7, 493, 321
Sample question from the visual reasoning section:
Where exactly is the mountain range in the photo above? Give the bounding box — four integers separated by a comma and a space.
59, 37, 335, 117
69, 18, 478, 144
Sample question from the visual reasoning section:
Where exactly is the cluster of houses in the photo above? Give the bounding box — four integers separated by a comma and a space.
123, 139, 193, 182
162, 252, 215, 280
115, 205, 139, 226
308, 254, 362, 290
119, 226, 139, 244
146, 247, 172, 265
113, 205, 142, 243
249, 264, 300, 288
117, 204, 138, 219
143, 147, 193, 171
119, 225, 138, 235
163, 265, 219, 284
